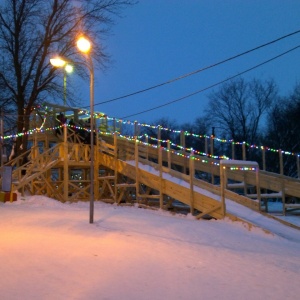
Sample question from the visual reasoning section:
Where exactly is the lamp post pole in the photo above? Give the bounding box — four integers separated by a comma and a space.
76, 36, 95, 224
63, 64, 73, 106
88, 56, 95, 224
50, 59, 73, 107
63, 71, 67, 106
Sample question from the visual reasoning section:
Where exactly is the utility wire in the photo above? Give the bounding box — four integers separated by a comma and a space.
120, 44, 300, 119
87, 29, 300, 108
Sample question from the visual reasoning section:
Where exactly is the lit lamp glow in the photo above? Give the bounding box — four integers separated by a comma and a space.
50, 57, 66, 67
65, 64, 73, 74
77, 36, 91, 53
50, 57, 73, 106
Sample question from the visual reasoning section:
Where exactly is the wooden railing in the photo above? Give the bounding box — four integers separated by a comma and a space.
99, 133, 300, 215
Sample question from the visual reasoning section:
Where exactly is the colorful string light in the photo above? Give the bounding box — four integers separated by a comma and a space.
1, 104, 299, 161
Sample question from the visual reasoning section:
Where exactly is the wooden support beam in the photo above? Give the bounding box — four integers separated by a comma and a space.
63, 124, 69, 201
279, 149, 284, 175
189, 150, 195, 215
195, 204, 222, 219
159, 146, 163, 209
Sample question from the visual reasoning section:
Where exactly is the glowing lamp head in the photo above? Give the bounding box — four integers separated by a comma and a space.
65, 64, 73, 73
77, 36, 91, 53
50, 57, 66, 67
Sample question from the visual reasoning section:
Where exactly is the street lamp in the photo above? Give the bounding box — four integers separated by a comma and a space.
50, 57, 66, 67
50, 36, 95, 224
50, 58, 73, 106
63, 64, 73, 106
76, 36, 95, 224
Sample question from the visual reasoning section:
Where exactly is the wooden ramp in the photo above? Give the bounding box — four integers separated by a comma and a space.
98, 151, 224, 219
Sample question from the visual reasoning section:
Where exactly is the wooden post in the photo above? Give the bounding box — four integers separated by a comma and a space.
118, 119, 122, 135
113, 118, 116, 133
159, 146, 163, 209
279, 149, 283, 175
95, 116, 98, 146
256, 166, 262, 212
231, 141, 235, 160
210, 135, 214, 184
262, 147, 266, 171
145, 135, 149, 161
33, 114, 38, 160
297, 155, 300, 179
282, 182, 286, 216
134, 121, 139, 137
167, 140, 171, 170
33, 113, 37, 159
114, 132, 118, 203
242, 142, 246, 161
157, 126, 161, 146
210, 135, 214, 158
105, 115, 108, 133
180, 130, 185, 150
220, 163, 226, 218
243, 170, 247, 196
180, 130, 186, 174
135, 138, 139, 201
279, 149, 286, 214
189, 150, 195, 214
157, 126, 161, 162
74, 109, 79, 123
63, 124, 68, 202
114, 132, 118, 158
63, 120, 67, 144
94, 120, 99, 200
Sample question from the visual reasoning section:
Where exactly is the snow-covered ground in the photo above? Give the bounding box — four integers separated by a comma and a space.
1, 195, 300, 300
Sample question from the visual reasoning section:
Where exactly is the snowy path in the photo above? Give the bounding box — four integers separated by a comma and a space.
226, 199, 300, 242
1, 196, 300, 300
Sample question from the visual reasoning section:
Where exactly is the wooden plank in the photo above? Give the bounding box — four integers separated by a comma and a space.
225, 190, 260, 211
246, 193, 282, 199
285, 204, 300, 208
137, 194, 160, 199
116, 183, 136, 188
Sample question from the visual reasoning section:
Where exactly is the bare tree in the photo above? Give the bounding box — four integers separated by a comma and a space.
265, 83, 300, 176
0, 0, 134, 158
205, 78, 277, 146
181, 117, 211, 153
140, 117, 179, 148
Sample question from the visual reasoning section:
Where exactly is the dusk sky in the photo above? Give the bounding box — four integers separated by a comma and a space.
74, 1, 300, 125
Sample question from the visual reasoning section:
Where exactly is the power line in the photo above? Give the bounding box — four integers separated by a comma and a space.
88, 29, 300, 108
120, 44, 300, 119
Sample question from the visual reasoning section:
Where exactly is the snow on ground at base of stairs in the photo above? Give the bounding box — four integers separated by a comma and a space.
1, 195, 300, 300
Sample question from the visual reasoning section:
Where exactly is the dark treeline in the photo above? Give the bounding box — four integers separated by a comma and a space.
141, 78, 300, 177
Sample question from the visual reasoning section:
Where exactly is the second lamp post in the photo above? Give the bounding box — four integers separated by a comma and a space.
50, 35, 95, 224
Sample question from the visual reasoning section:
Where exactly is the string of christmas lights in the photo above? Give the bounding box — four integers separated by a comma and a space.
1, 105, 300, 159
